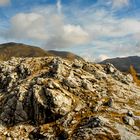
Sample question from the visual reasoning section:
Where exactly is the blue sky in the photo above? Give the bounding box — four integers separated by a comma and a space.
0, 0, 140, 61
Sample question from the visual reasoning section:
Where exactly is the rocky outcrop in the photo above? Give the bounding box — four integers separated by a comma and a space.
0, 57, 140, 139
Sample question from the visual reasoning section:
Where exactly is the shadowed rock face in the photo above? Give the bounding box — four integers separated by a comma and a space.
0, 57, 140, 139
0, 57, 84, 126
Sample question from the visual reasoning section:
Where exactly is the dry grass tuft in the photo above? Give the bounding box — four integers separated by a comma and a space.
129, 65, 140, 86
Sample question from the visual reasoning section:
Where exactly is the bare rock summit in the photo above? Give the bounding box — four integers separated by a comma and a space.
0, 57, 140, 140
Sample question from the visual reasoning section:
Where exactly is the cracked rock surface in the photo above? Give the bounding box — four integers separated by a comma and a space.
0, 57, 140, 140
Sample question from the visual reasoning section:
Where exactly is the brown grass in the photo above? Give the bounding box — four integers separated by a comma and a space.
129, 65, 140, 86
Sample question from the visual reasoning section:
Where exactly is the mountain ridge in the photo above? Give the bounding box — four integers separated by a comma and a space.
100, 56, 140, 73
0, 42, 83, 61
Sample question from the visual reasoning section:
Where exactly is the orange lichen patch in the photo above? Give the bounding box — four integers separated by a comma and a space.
127, 98, 136, 107
73, 110, 93, 121
104, 111, 125, 123
0, 136, 7, 140
115, 100, 127, 104
94, 133, 120, 140
135, 119, 140, 129
106, 81, 117, 97
134, 112, 140, 116
109, 112, 124, 118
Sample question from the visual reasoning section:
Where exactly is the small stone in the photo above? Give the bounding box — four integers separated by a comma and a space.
71, 120, 78, 124
89, 102, 93, 108
127, 110, 134, 117
4, 131, 10, 137
58, 130, 69, 140
123, 116, 135, 126
75, 102, 85, 112
72, 60, 83, 68
36, 78, 44, 85
133, 126, 139, 131
46, 80, 54, 89
80, 116, 102, 128
82, 79, 93, 90
105, 63, 116, 73
6, 137, 12, 140
103, 98, 113, 107
63, 77, 79, 88
4, 131, 8, 136
29, 127, 45, 139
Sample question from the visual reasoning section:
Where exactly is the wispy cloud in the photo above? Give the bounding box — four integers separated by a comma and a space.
56, 0, 62, 15
112, 0, 129, 8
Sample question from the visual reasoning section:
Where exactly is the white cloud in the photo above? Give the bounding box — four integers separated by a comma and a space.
133, 33, 140, 40
121, 19, 140, 33
112, 0, 129, 8
0, 0, 10, 6
63, 24, 89, 44
3, 6, 89, 49
56, 0, 62, 15
9, 13, 48, 40
46, 24, 89, 49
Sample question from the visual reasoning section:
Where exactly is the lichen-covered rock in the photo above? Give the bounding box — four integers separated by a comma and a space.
71, 116, 121, 140
0, 56, 140, 140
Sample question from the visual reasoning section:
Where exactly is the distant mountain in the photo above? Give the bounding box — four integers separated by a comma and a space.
0, 42, 49, 60
0, 42, 83, 61
47, 50, 83, 61
100, 56, 140, 73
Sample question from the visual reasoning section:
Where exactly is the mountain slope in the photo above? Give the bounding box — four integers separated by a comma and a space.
0, 42, 83, 61
48, 50, 83, 61
0, 42, 48, 60
0, 57, 140, 139
100, 56, 140, 73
